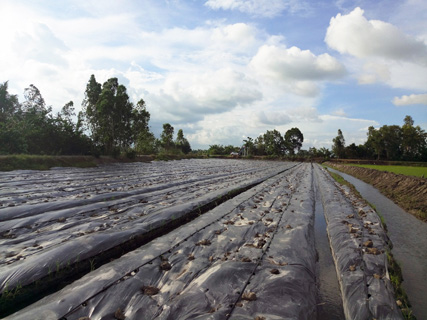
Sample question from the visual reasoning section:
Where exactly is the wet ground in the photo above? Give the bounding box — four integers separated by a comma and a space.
328, 167, 427, 319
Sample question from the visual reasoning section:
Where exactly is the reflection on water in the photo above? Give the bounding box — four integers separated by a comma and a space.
313, 172, 345, 320
328, 168, 427, 320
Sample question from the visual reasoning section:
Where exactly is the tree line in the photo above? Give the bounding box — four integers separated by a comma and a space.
331, 115, 427, 161
0, 77, 191, 157
208, 127, 304, 157
1, 77, 425, 161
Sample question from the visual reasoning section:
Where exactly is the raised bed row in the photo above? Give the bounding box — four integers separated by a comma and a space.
0, 159, 296, 315
6, 163, 317, 319
314, 165, 403, 319
1, 161, 403, 319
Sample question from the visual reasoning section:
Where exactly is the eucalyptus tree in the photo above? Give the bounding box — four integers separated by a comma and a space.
82, 76, 134, 155
175, 129, 191, 154
332, 129, 346, 159
161, 123, 175, 151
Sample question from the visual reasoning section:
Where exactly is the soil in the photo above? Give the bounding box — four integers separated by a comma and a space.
326, 162, 427, 221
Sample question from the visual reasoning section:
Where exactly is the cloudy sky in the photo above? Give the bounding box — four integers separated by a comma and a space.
1, 0, 426, 150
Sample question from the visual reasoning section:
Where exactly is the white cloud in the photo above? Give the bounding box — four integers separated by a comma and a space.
204, 0, 309, 17
146, 68, 263, 123
250, 45, 346, 96
357, 61, 390, 84
393, 94, 427, 106
325, 7, 427, 65
256, 110, 291, 125
331, 108, 347, 117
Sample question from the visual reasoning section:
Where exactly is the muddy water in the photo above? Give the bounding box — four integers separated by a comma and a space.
328, 168, 427, 319
313, 170, 345, 319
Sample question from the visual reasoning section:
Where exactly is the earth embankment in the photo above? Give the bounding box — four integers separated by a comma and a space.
326, 162, 427, 221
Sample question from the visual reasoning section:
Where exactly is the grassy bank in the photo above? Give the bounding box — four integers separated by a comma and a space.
348, 164, 427, 178
326, 162, 427, 222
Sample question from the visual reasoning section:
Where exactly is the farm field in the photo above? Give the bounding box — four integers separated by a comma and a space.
347, 164, 427, 178
1, 159, 404, 319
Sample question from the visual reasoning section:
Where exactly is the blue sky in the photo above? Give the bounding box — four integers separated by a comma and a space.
1, 0, 426, 150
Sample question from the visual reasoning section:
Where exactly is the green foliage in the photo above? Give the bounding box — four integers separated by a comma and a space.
208, 144, 238, 156
263, 129, 285, 156
285, 127, 304, 155
175, 129, 192, 154
332, 129, 346, 159
160, 123, 175, 151
364, 116, 426, 161
0, 83, 93, 155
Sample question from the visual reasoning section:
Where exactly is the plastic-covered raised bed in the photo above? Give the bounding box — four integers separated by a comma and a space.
1, 161, 403, 319
0, 159, 295, 314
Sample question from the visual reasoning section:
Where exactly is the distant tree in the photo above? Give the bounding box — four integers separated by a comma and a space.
379, 125, 402, 160
20, 84, 55, 154
161, 123, 175, 151
208, 144, 225, 155
401, 115, 427, 160
82, 75, 102, 144
224, 145, 239, 155
0, 81, 26, 154
285, 127, 304, 155
0, 81, 20, 123
332, 129, 346, 159
243, 137, 254, 156
82, 77, 134, 155
263, 129, 285, 156
175, 129, 192, 154
365, 126, 383, 160
254, 135, 266, 155
22, 84, 50, 114
319, 147, 332, 159
136, 130, 157, 154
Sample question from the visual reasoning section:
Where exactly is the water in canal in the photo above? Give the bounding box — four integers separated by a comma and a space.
328, 168, 427, 319
313, 170, 345, 319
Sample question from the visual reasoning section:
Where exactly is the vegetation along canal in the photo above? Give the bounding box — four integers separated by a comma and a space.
328, 167, 427, 319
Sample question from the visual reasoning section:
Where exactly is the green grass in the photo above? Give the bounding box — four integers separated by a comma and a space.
348, 164, 427, 178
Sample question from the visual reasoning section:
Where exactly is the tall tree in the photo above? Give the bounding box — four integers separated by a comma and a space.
21, 84, 54, 154
0, 81, 20, 123
366, 126, 383, 160
161, 123, 174, 151
83, 77, 134, 154
401, 115, 426, 160
132, 99, 150, 141
332, 129, 346, 159
82, 74, 102, 143
133, 99, 156, 154
285, 127, 304, 155
243, 137, 254, 156
175, 129, 191, 154
379, 125, 402, 160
